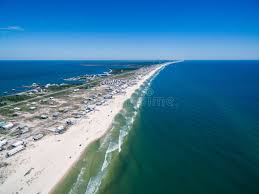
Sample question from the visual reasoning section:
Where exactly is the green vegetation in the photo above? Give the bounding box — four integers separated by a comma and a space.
0, 68, 139, 113
47, 84, 79, 92
0, 107, 14, 117
111, 67, 139, 75
112, 71, 135, 79
0, 94, 33, 106
0, 126, 9, 134
0, 101, 7, 106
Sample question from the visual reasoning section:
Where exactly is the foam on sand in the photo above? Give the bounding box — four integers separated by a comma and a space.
0, 63, 170, 194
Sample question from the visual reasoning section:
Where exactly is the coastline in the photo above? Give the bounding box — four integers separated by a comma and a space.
0, 64, 166, 194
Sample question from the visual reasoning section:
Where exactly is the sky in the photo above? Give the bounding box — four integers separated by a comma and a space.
0, 0, 259, 60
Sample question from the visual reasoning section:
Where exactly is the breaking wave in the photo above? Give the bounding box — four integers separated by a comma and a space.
69, 167, 86, 194
66, 68, 162, 194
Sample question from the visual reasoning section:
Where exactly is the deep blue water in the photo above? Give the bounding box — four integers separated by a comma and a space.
0, 60, 159, 95
8, 60, 259, 194
97, 60, 259, 194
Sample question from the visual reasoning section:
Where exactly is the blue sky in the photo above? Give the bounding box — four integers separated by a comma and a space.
0, 0, 259, 60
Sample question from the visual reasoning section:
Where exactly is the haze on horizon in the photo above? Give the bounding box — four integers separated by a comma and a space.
0, 0, 258, 60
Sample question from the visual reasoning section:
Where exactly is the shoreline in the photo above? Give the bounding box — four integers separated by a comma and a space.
52, 62, 169, 194
0, 63, 167, 194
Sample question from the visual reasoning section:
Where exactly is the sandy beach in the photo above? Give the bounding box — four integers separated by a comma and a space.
0, 64, 165, 194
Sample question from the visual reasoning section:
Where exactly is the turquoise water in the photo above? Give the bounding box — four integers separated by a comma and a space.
54, 61, 259, 194
53, 72, 155, 194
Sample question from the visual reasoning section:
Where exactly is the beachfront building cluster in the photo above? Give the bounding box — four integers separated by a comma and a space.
0, 65, 156, 163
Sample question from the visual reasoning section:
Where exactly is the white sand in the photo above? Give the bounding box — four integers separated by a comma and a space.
0, 65, 164, 194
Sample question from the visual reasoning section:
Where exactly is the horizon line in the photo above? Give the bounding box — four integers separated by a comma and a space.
0, 59, 259, 61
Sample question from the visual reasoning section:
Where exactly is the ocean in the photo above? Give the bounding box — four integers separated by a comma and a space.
0, 60, 159, 95
6, 60, 259, 194
53, 60, 259, 194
